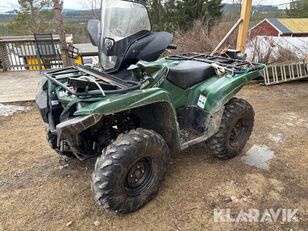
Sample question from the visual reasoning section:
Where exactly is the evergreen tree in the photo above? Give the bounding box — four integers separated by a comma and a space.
135, 0, 224, 31
7, 0, 54, 35
286, 0, 308, 18
175, 0, 224, 30
133, 0, 167, 31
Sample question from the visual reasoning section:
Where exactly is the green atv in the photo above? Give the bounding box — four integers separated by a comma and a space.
36, 0, 265, 214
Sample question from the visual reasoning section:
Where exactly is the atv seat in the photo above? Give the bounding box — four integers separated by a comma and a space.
167, 61, 216, 89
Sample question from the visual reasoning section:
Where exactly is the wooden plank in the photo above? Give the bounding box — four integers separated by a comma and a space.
236, 0, 252, 52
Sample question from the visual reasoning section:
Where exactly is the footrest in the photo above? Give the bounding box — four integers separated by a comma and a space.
180, 128, 202, 145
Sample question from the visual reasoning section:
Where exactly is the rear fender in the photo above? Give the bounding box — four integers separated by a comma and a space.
191, 69, 262, 112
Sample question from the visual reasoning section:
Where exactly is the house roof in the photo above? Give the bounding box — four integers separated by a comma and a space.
267, 18, 292, 34
250, 18, 308, 35
278, 18, 308, 34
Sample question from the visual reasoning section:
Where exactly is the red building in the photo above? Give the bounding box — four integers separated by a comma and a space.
249, 18, 308, 39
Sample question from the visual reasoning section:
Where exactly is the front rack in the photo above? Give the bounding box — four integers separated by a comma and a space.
167, 52, 264, 74
43, 65, 140, 96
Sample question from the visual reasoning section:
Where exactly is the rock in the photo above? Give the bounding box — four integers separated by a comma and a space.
66, 221, 73, 227
59, 164, 69, 170
230, 195, 238, 202
94, 220, 100, 226
59, 156, 69, 169
223, 197, 232, 203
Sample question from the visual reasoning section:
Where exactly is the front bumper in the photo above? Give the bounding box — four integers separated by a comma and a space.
56, 113, 103, 158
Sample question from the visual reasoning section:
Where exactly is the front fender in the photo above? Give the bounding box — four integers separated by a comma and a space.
74, 88, 174, 116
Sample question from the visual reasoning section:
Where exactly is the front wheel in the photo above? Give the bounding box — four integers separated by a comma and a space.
91, 128, 169, 214
207, 98, 254, 159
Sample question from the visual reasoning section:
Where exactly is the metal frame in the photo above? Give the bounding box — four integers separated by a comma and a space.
44, 65, 140, 96
34, 33, 63, 71
167, 52, 264, 74
262, 61, 308, 85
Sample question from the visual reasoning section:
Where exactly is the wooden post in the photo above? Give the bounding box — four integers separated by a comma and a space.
53, 0, 70, 67
236, 0, 252, 53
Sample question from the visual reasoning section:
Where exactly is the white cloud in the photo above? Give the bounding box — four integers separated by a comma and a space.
63, 0, 84, 10
0, 1, 19, 12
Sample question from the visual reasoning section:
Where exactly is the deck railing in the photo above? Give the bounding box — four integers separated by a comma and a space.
0, 35, 62, 71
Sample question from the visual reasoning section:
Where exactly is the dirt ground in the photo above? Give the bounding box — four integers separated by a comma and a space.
0, 81, 307, 231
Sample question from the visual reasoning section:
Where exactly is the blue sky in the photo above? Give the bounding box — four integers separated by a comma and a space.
0, 0, 292, 13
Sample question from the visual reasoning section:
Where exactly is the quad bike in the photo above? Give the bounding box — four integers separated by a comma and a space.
36, 0, 265, 214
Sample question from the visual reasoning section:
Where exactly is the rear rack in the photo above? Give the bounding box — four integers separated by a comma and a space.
44, 65, 140, 96
167, 52, 264, 74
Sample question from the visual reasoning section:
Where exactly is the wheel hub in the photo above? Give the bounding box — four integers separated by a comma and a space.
230, 119, 247, 145
126, 159, 151, 189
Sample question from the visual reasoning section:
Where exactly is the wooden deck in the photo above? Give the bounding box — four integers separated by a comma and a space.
0, 71, 41, 103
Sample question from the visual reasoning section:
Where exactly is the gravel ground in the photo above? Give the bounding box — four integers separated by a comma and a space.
0, 82, 307, 231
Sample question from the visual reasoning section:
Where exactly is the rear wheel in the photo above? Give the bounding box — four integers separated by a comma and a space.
91, 128, 169, 214
207, 98, 254, 159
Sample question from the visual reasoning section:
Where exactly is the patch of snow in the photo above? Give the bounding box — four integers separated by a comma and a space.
0, 103, 30, 116
241, 144, 275, 170
273, 112, 308, 130
267, 133, 283, 144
